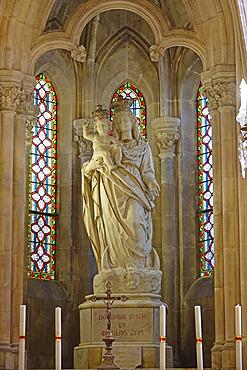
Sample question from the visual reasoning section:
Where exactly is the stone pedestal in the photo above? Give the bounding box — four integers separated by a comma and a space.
74, 293, 173, 369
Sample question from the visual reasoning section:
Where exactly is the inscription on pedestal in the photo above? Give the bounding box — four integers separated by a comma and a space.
113, 346, 141, 368
92, 308, 153, 342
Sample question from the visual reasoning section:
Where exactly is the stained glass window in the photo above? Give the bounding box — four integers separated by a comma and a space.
27, 73, 57, 280
111, 82, 147, 137
197, 83, 214, 277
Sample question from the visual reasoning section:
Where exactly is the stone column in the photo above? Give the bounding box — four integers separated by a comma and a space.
201, 85, 224, 368
11, 86, 35, 348
220, 93, 239, 369
151, 116, 180, 362
0, 76, 35, 369
203, 76, 239, 369
0, 85, 19, 369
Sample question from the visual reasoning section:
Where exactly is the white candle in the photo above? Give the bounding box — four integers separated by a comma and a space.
235, 304, 242, 370
194, 305, 203, 370
55, 307, 62, 370
18, 304, 26, 370
160, 304, 166, 370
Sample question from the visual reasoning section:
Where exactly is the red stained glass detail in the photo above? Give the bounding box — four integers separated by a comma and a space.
30, 244, 51, 272
28, 73, 57, 280
197, 83, 214, 277
111, 81, 147, 137
31, 184, 53, 212
31, 215, 51, 242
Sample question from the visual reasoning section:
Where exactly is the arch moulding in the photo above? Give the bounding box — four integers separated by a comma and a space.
158, 31, 206, 70
30, 0, 207, 73
67, 0, 170, 44
30, 0, 169, 73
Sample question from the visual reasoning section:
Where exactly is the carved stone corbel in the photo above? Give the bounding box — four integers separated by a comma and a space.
71, 45, 87, 63
149, 44, 165, 62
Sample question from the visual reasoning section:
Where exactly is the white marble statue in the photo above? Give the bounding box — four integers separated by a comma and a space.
83, 105, 122, 170
82, 97, 160, 274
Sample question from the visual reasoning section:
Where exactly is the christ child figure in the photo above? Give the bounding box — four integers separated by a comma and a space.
83, 105, 122, 170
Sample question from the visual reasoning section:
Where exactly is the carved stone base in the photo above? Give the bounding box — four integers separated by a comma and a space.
221, 341, 236, 369
73, 294, 173, 369
211, 342, 223, 369
0, 344, 19, 370
93, 268, 162, 294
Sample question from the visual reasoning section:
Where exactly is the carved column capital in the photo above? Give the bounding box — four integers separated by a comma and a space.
0, 84, 36, 114
151, 117, 180, 157
218, 81, 235, 107
16, 86, 35, 115
71, 45, 87, 63
202, 83, 220, 111
0, 85, 20, 111
73, 118, 93, 161
155, 130, 180, 157
149, 44, 165, 62
203, 81, 236, 111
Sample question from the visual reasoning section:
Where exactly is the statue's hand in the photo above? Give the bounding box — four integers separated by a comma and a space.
95, 157, 104, 169
83, 158, 101, 177
147, 179, 160, 199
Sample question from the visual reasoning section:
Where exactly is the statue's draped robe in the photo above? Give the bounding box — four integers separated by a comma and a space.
82, 138, 156, 271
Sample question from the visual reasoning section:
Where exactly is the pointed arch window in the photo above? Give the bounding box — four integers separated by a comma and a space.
27, 73, 57, 280
111, 82, 147, 137
197, 83, 214, 277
